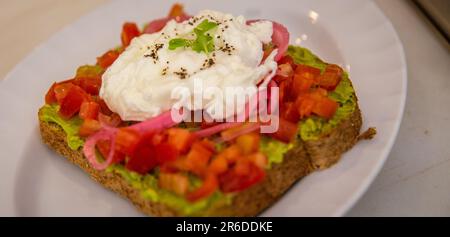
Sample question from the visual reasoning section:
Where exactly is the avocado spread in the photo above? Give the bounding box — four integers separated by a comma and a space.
106, 165, 233, 216
287, 46, 356, 141
39, 104, 84, 150
40, 46, 356, 215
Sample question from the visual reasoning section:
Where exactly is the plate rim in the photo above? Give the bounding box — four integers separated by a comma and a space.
0, 0, 408, 216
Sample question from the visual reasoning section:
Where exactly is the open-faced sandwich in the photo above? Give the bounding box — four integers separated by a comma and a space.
39, 4, 372, 216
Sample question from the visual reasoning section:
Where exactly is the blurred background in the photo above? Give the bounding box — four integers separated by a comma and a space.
0, 0, 449, 216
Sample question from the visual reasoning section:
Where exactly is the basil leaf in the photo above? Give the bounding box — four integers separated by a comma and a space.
168, 20, 218, 54
168, 38, 191, 50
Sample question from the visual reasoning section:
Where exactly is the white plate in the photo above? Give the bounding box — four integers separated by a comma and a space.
0, 0, 406, 216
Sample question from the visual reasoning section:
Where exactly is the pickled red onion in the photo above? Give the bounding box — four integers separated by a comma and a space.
83, 129, 117, 170
219, 123, 261, 142
247, 20, 290, 61
194, 122, 242, 138
143, 15, 191, 34
84, 110, 179, 170
130, 110, 177, 133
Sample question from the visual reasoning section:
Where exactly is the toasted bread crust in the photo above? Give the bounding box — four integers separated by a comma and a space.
38, 105, 361, 216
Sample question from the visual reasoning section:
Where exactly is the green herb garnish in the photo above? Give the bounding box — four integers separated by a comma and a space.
168, 19, 218, 54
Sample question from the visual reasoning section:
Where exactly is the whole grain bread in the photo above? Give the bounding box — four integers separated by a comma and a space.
38, 102, 361, 216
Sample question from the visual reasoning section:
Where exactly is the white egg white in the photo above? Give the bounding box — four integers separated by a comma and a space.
100, 10, 277, 121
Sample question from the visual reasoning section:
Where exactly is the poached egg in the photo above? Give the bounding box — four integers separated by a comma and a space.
100, 10, 277, 121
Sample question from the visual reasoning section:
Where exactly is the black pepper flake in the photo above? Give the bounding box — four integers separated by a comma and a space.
155, 43, 164, 51
162, 67, 169, 76
219, 41, 235, 55
144, 43, 164, 63
200, 57, 216, 70
208, 58, 215, 67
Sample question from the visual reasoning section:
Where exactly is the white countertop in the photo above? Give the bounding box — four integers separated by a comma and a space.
348, 0, 450, 216
1, 0, 449, 216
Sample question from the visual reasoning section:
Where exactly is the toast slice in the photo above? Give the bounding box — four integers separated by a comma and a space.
38, 103, 362, 216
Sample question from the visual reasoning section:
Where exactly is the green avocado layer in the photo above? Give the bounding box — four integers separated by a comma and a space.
106, 165, 233, 216
40, 46, 356, 215
39, 104, 84, 150
39, 104, 231, 215
287, 46, 357, 141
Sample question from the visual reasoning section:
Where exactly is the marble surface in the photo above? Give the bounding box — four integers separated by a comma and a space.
1, 0, 448, 216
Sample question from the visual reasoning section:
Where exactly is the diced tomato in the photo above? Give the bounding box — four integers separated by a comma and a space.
279, 79, 293, 102
58, 84, 89, 119
273, 75, 289, 84
96, 140, 126, 164
167, 128, 194, 154
311, 88, 328, 98
270, 117, 298, 143
98, 112, 122, 127
125, 132, 161, 174
121, 22, 140, 47
97, 50, 120, 69
278, 55, 295, 67
187, 174, 218, 202
295, 95, 315, 119
292, 73, 315, 95
219, 162, 265, 193
281, 101, 300, 122
234, 159, 251, 176
198, 139, 216, 153
95, 98, 113, 115
159, 157, 187, 174
158, 173, 189, 196
325, 64, 343, 76
217, 145, 242, 163
76, 76, 102, 95
248, 153, 268, 169
185, 141, 214, 176
291, 65, 322, 96
208, 156, 229, 175
312, 97, 338, 119
72, 65, 103, 95
168, 3, 185, 18
54, 83, 74, 104
318, 64, 343, 91
151, 132, 166, 146
295, 64, 321, 79
45, 82, 57, 104
236, 133, 260, 155
154, 143, 179, 164
277, 63, 294, 78
78, 119, 101, 137
126, 145, 158, 174
115, 128, 141, 156
221, 123, 260, 142
79, 101, 100, 120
